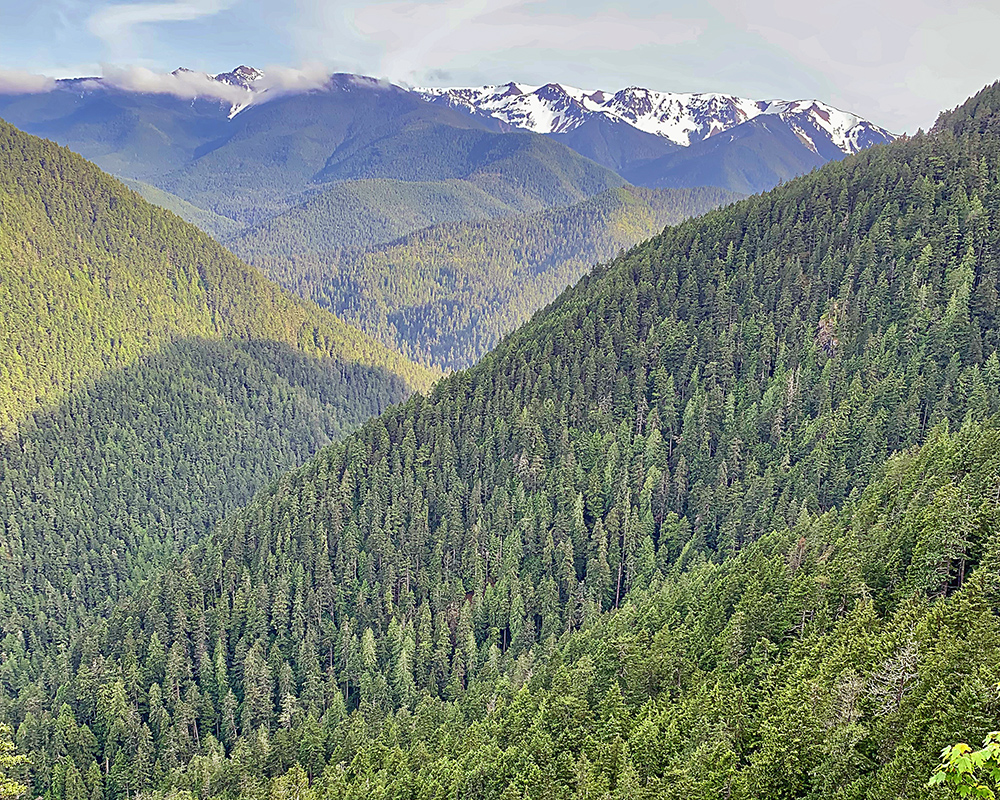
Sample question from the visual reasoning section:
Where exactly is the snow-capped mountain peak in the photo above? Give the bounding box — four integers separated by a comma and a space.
162, 65, 263, 116
419, 82, 594, 134
596, 88, 765, 145
210, 65, 264, 117
755, 99, 886, 155
417, 82, 894, 155
214, 65, 264, 90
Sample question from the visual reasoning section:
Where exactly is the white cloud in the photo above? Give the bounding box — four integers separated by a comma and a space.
87, 0, 240, 53
99, 63, 250, 102
0, 69, 56, 94
347, 0, 704, 83
256, 63, 331, 94
95, 63, 333, 108
705, 0, 1000, 132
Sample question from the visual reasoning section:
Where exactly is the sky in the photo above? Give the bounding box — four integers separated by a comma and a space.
0, 0, 999, 132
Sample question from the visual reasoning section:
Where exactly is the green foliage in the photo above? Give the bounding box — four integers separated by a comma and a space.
239, 185, 740, 368
0, 725, 25, 800
931, 732, 1000, 799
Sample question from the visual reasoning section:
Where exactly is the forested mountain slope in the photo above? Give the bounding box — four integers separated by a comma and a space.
173, 421, 999, 799
0, 118, 432, 433
226, 178, 524, 257
0, 119, 435, 619
233, 185, 741, 368
7, 82, 1000, 800
121, 178, 243, 241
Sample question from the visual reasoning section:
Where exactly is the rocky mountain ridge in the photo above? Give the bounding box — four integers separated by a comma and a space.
418, 81, 895, 154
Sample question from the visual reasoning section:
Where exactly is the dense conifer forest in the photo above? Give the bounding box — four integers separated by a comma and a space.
234, 185, 740, 368
3, 80, 1000, 800
228, 178, 526, 256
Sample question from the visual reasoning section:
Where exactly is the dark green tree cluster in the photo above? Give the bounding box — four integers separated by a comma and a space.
241, 185, 740, 369
14, 420, 1000, 800
4, 82, 1000, 800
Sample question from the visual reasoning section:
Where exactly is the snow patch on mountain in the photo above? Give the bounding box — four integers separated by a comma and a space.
420, 82, 597, 134
209, 66, 263, 117
758, 100, 884, 154
418, 83, 894, 155
214, 65, 265, 90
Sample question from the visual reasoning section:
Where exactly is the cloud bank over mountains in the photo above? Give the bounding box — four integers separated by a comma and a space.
96, 64, 251, 104
0, 69, 56, 94
0, 63, 333, 112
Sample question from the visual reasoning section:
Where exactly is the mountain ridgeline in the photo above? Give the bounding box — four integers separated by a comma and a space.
0, 70, 893, 245
419, 81, 896, 192
3, 81, 1000, 800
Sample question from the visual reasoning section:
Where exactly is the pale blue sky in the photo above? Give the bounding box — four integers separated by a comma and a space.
1, 0, 999, 132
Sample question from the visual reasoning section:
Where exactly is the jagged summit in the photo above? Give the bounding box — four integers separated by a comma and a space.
214, 64, 264, 89
167, 65, 264, 89
418, 82, 895, 155
167, 64, 263, 87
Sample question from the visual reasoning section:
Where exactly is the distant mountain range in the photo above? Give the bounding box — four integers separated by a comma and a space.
196, 68, 896, 191
0, 66, 895, 201
419, 82, 895, 193
0, 70, 623, 226
155, 66, 894, 160
417, 82, 893, 154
